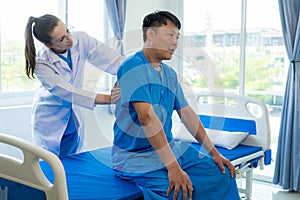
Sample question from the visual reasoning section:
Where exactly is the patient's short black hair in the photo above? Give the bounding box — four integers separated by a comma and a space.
142, 10, 181, 42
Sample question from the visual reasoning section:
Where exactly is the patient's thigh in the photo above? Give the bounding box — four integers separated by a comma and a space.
130, 169, 191, 200
176, 145, 232, 199
184, 156, 232, 199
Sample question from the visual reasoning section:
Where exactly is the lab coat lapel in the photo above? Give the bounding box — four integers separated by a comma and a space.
70, 48, 80, 78
49, 50, 72, 72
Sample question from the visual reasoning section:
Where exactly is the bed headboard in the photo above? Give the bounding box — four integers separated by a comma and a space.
186, 92, 271, 151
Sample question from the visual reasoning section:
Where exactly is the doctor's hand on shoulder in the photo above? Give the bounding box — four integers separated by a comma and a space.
95, 83, 121, 104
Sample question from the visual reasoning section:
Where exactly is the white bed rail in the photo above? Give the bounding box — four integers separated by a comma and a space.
0, 133, 68, 200
187, 91, 271, 151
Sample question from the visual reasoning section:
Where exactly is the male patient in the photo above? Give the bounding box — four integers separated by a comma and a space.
112, 10, 240, 200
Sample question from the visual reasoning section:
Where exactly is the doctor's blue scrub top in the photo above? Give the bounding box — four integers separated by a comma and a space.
32, 31, 124, 156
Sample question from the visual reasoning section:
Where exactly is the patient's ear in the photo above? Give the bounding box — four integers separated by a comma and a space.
146, 28, 155, 41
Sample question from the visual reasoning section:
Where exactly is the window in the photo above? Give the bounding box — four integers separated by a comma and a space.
183, 0, 285, 182
0, 0, 63, 98
182, 0, 241, 94
246, 0, 284, 181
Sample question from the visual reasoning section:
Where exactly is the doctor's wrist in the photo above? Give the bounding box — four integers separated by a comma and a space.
95, 94, 111, 104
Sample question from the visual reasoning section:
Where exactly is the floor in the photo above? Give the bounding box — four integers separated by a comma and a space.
239, 179, 300, 200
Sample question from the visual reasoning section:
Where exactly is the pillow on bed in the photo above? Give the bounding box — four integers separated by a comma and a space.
205, 129, 248, 150
176, 129, 248, 150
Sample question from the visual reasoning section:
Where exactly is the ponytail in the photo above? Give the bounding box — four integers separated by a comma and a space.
24, 17, 36, 79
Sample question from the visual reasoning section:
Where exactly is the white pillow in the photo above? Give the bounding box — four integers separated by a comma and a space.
176, 129, 248, 150
205, 129, 248, 150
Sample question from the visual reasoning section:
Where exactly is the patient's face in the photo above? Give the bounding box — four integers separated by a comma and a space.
150, 20, 180, 60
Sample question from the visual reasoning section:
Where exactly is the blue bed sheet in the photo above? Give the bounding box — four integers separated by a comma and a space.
40, 147, 143, 200
191, 143, 263, 161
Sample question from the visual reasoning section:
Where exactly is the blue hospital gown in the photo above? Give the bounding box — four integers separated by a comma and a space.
112, 51, 240, 200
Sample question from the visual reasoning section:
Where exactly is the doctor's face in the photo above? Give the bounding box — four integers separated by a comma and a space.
49, 21, 73, 53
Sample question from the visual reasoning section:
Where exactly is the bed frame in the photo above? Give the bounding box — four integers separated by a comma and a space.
0, 92, 271, 200
182, 91, 272, 199
0, 133, 68, 200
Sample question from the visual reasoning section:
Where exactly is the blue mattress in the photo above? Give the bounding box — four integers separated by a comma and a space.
40, 147, 142, 200
0, 144, 262, 200
192, 143, 263, 161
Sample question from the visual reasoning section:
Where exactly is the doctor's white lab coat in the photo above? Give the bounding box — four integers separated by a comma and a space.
32, 31, 123, 155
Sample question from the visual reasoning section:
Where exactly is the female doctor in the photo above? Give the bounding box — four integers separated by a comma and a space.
24, 14, 123, 157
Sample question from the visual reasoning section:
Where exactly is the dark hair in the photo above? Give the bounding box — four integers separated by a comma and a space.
24, 14, 60, 79
142, 10, 181, 42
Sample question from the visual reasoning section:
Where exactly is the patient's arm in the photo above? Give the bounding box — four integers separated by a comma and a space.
177, 105, 236, 178
133, 101, 193, 200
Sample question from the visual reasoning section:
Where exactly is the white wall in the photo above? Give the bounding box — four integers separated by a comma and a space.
82, 105, 115, 150
0, 105, 33, 158
0, 105, 32, 141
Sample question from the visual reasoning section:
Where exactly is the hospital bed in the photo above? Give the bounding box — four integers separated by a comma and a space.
0, 92, 271, 200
